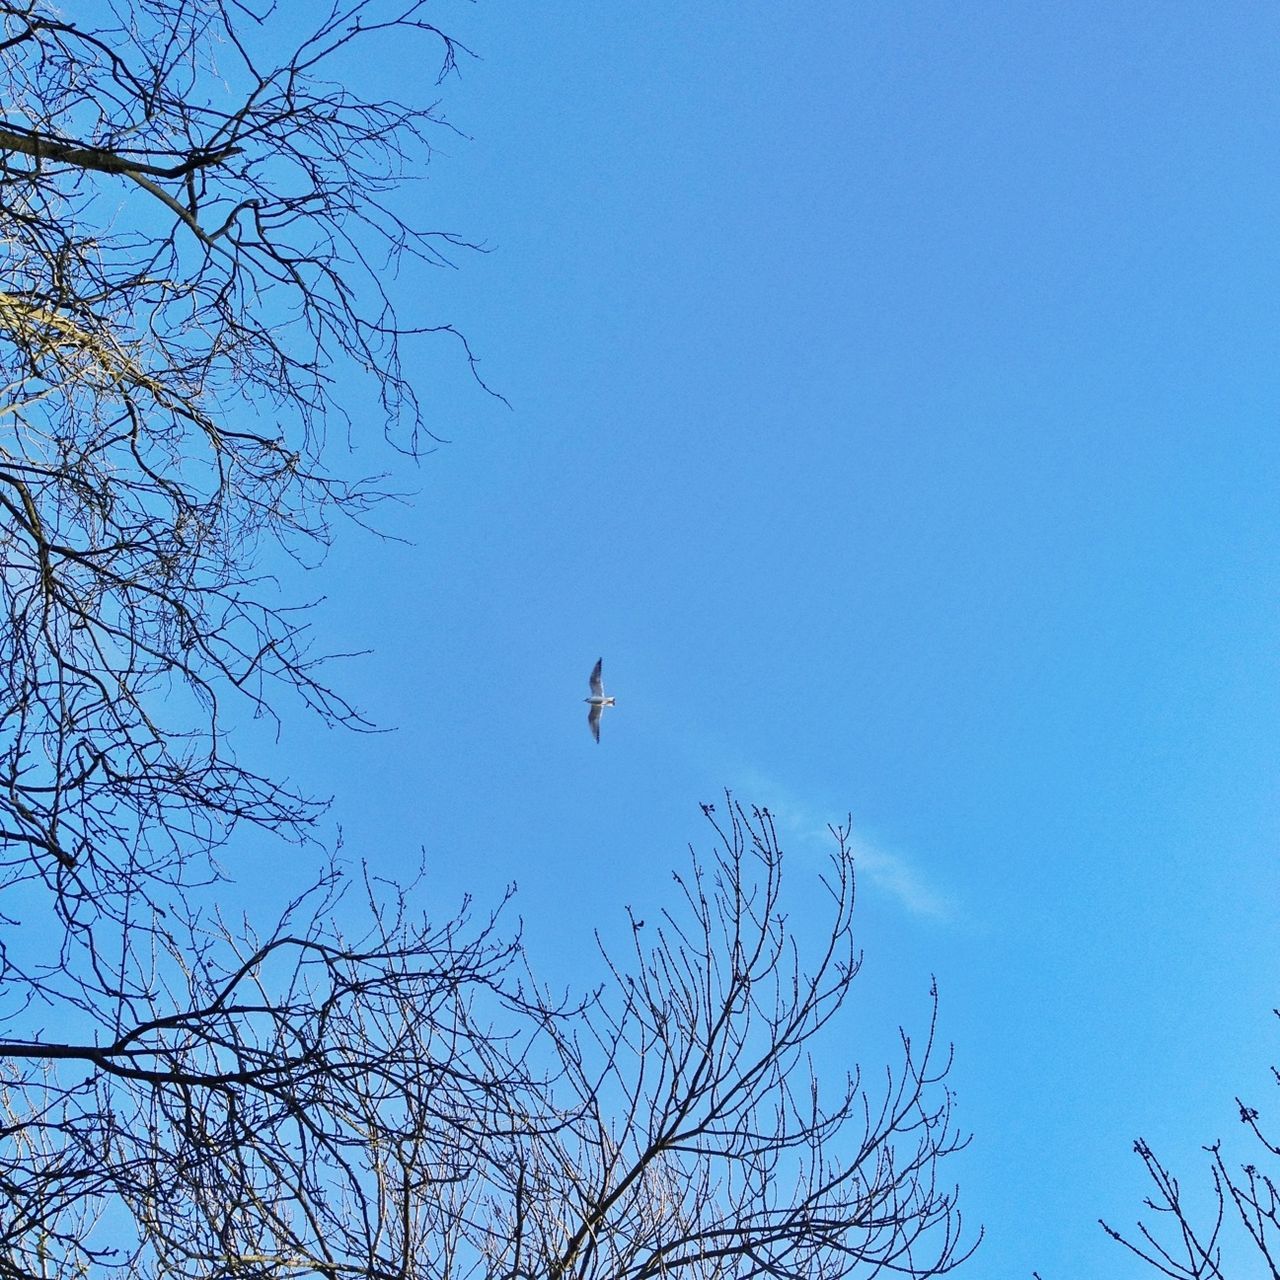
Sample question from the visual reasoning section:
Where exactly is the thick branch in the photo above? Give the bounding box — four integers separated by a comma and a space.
0, 122, 241, 179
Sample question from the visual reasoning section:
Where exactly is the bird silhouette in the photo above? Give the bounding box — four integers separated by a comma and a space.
585, 658, 616, 743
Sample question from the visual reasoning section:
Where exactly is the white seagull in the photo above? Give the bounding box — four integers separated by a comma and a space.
585, 658, 616, 743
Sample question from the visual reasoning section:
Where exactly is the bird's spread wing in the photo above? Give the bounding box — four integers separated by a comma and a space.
589, 658, 604, 697
588, 703, 602, 742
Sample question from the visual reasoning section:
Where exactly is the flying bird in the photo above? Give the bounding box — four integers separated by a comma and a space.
585, 658, 616, 743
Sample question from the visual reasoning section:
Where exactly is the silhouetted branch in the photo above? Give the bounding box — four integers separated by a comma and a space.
0, 0, 491, 966
1100, 1011, 1280, 1278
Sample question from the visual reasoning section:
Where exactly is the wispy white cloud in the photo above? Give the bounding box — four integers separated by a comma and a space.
730, 771, 953, 921
840, 830, 951, 920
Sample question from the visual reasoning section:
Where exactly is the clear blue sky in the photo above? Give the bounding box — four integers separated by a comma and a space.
246, 5, 1279, 1274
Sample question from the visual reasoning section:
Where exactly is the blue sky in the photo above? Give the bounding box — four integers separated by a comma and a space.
242, 4, 1280, 1274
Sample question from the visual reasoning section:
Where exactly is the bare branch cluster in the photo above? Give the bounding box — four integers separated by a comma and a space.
1100, 1017, 1280, 1278
0, 801, 975, 1280
481, 801, 978, 1280
0, 862, 537, 1279
0, 0, 486, 928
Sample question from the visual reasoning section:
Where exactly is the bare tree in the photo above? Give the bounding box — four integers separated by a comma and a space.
482, 800, 979, 1280
1099, 1016, 1280, 1279
0, 798, 976, 1280
0, 0, 491, 946
0, 865, 536, 1280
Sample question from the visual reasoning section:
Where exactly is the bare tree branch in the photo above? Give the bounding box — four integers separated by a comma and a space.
0, 0, 497, 965
1100, 1012, 1280, 1278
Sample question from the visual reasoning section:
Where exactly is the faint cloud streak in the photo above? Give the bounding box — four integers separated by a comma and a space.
841, 830, 951, 920
733, 772, 952, 921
